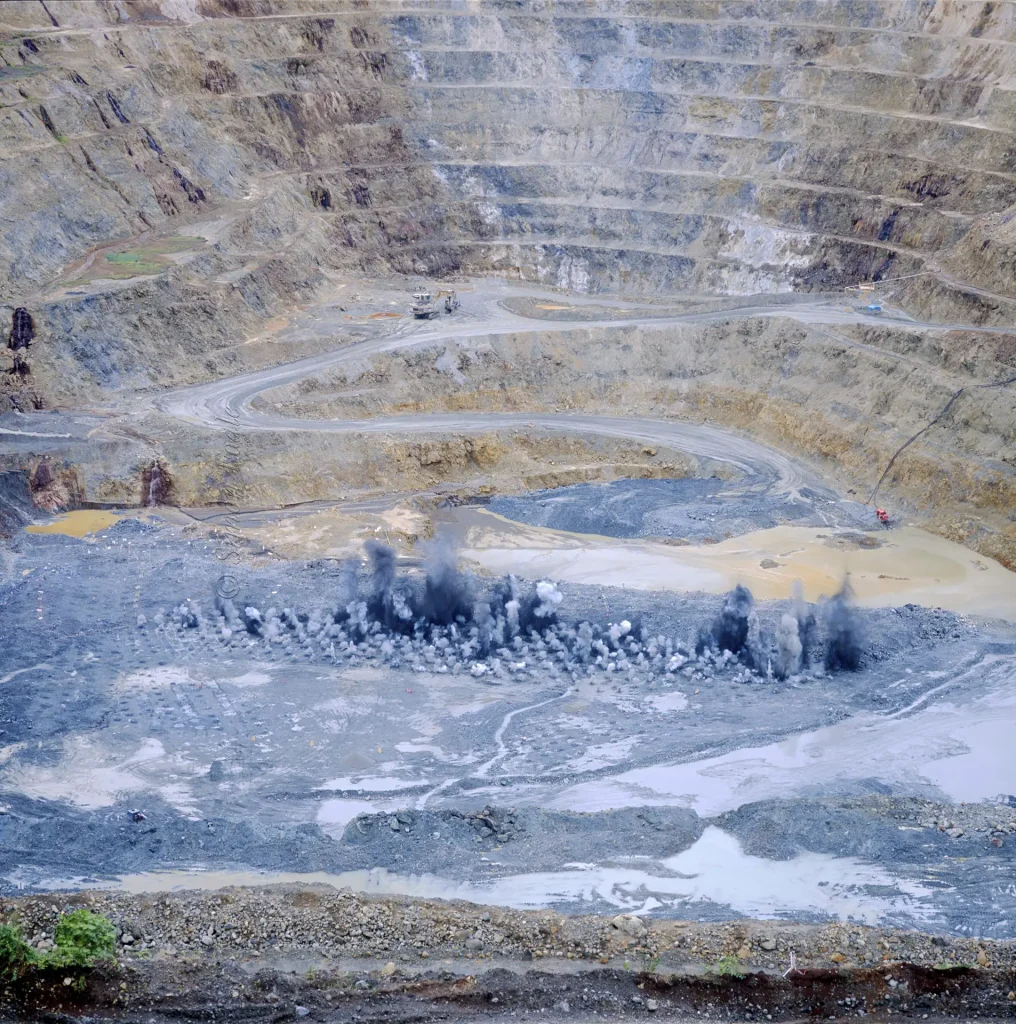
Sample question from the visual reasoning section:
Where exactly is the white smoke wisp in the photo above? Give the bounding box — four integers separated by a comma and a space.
391, 591, 413, 622
505, 599, 520, 637
472, 600, 495, 651
492, 614, 506, 647
346, 600, 369, 636
533, 580, 563, 619
746, 609, 762, 670
775, 613, 803, 679
608, 620, 631, 645
791, 580, 808, 623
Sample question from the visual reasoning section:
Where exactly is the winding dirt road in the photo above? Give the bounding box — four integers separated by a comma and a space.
155, 285, 1008, 500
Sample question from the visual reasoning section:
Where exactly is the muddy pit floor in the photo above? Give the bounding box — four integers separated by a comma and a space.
1, 470, 1015, 951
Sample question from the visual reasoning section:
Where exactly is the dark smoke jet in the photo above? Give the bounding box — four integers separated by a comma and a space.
711, 585, 755, 656
365, 539, 396, 599
418, 534, 472, 625
745, 606, 763, 671
791, 580, 817, 666
824, 580, 862, 672
363, 540, 414, 630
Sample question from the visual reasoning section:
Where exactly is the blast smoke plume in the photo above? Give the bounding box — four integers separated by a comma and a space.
364, 539, 414, 629
329, 540, 571, 645
494, 573, 564, 636
745, 607, 762, 670
824, 580, 862, 672
419, 533, 473, 625
197, 537, 873, 686
533, 580, 563, 620
775, 613, 803, 679
791, 580, 816, 666
710, 584, 755, 658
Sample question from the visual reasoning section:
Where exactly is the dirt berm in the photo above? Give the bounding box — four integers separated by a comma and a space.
2, 887, 1016, 1022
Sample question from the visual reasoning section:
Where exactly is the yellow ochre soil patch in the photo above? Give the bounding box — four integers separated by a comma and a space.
451, 511, 1016, 620
26, 509, 125, 538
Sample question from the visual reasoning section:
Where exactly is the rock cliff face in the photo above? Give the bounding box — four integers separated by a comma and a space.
4, 1, 1016, 388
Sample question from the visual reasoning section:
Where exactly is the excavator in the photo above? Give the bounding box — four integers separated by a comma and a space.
411, 289, 459, 318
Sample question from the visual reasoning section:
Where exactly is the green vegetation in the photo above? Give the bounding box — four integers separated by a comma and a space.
103, 251, 164, 277
40, 909, 117, 969
96, 236, 204, 280
0, 910, 116, 982
0, 923, 36, 983
710, 954, 746, 978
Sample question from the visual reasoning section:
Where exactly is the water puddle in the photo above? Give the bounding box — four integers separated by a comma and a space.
316, 774, 429, 793
551, 660, 1016, 816
104, 826, 931, 924
316, 798, 385, 836
2, 734, 199, 815
449, 509, 1016, 619
647, 691, 689, 713
26, 509, 123, 537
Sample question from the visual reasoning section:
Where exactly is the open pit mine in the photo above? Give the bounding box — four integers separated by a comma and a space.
2, 1, 1016, 1021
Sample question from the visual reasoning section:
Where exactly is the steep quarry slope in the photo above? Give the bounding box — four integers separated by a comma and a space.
4, 0, 1016, 387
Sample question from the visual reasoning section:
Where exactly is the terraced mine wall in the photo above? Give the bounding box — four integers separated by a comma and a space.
2, 0, 1015, 559
244, 314, 1016, 565
5, 1, 1016, 374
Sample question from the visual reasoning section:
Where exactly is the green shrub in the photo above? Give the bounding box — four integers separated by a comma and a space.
0, 923, 37, 982
0, 910, 116, 981
711, 954, 745, 979
38, 910, 116, 970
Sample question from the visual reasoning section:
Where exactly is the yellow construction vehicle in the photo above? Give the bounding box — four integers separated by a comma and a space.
411, 290, 438, 318
411, 289, 459, 318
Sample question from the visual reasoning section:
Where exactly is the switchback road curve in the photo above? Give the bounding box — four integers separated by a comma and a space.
155, 288, 995, 501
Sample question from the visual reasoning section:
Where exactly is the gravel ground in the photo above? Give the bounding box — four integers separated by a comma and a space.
5, 886, 1015, 972
4, 884, 1016, 1022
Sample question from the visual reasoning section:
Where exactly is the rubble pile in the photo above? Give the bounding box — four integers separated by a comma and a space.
146, 542, 863, 685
